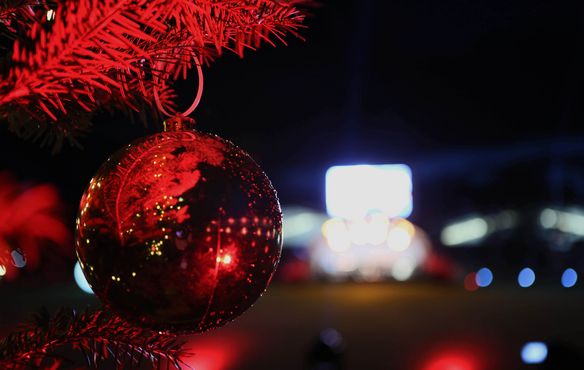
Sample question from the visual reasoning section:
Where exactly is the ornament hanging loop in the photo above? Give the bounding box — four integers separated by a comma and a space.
153, 51, 204, 119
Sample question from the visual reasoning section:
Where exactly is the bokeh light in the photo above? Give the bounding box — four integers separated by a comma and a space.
387, 218, 415, 251
392, 258, 416, 281
475, 268, 493, 288
322, 218, 351, 252
518, 268, 536, 288
521, 342, 548, 364
423, 351, 479, 370
561, 268, 578, 288
441, 217, 488, 246
320, 328, 343, 348
464, 272, 479, 292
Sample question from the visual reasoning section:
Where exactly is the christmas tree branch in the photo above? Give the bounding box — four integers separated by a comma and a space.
0, 0, 311, 150
0, 307, 192, 369
0, 0, 50, 34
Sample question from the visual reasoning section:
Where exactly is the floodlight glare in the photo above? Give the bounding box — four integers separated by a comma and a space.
325, 164, 412, 220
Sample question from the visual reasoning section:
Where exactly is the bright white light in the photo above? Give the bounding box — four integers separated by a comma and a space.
336, 254, 357, 272
387, 219, 415, 251
387, 227, 412, 251
74, 261, 94, 294
521, 342, 548, 364
540, 208, 557, 229
441, 217, 488, 246
366, 213, 390, 245
562, 268, 578, 288
325, 164, 412, 220
518, 267, 536, 288
347, 214, 389, 245
47, 9, 55, 21
0, 264, 6, 277
540, 208, 584, 236
475, 267, 493, 287
555, 210, 584, 236
322, 218, 351, 252
348, 219, 371, 245
392, 258, 415, 281
282, 207, 326, 246
283, 213, 316, 238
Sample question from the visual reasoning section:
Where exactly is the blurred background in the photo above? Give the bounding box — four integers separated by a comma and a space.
3, 0, 584, 369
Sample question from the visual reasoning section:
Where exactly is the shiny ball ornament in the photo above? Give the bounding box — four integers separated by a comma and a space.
75, 128, 282, 333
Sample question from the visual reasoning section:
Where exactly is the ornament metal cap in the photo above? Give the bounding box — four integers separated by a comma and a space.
163, 115, 196, 132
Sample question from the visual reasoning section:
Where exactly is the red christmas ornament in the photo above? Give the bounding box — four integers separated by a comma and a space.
75, 122, 282, 333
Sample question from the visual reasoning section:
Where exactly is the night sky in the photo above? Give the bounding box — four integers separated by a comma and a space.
1, 0, 584, 238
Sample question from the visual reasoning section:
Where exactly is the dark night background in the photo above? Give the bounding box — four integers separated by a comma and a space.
2, 1, 584, 369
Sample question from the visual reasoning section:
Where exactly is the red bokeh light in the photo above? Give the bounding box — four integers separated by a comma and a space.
0, 172, 70, 280
464, 272, 479, 292
185, 333, 250, 370
423, 352, 478, 370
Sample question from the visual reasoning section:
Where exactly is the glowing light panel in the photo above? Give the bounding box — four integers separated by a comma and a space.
518, 268, 536, 288
74, 261, 94, 294
325, 164, 412, 220
521, 342, 548, 364
561, 268, 578, 288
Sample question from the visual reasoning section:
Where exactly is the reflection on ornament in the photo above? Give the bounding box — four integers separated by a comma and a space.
76, 130, 282, 333
74, 261, 94, 294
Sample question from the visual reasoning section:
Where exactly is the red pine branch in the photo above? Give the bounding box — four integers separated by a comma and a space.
0, 0, 310, 149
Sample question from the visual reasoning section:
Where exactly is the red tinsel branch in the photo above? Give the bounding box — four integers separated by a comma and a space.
0, 1, 49, 35
0, 0, 310, 149
0, 308, 191, 369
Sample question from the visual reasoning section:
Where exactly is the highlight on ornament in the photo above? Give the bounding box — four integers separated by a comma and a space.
74, 261, 94, 294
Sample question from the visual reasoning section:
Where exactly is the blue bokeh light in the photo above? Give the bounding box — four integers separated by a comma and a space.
521, 342, 548, 364
561, 268, 578, 288
475, 267, 493, 287
518, 268, 536, 288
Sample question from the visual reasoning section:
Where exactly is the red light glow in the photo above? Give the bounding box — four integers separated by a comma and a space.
0, 172, 71, 280
423, 352, 478, 370
464, 272, 479, 292
185, 333, 250, 370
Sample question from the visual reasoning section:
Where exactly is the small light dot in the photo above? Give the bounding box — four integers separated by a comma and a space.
518, 268, 536, 288
521, 342, 548, 364
475, 267, 493, 287
562, 268, 578, 288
